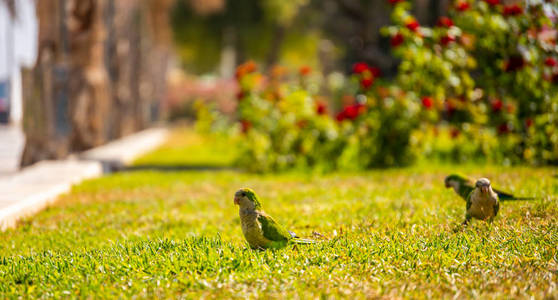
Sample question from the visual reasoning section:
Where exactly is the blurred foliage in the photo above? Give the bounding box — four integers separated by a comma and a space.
262, 0, 310, 25
192, 0, 558, 172
195, 61, 421, 172
171, 0, 320, 73
384, 0, 558, 165
233, 62, 341, 172
170, 0, 426, 75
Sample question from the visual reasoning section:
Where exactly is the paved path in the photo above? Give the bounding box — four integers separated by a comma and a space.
0, 125, 25, 176
0, 127, 169, 231
0, 160, 102, 230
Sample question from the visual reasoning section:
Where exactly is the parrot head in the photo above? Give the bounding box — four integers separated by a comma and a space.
475, 178, 491, 194
234, 188, 262, 210
444, 174, 470, 189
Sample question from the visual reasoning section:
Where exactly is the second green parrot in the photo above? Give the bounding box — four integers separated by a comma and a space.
463, 178, 500, 225
445, 174, 536, 201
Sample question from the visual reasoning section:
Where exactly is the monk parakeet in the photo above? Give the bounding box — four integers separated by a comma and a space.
445, 174, 535, 201
234, 188, 314, 249
462, 178, 499, 225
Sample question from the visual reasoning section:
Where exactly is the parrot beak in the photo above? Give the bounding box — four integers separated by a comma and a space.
445, 181, 450, 188
234, 196, 240, 205
481, 186, 488, 194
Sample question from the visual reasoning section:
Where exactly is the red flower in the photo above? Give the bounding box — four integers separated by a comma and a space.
503, 4, 522, 16
369, 67, 381, 77
336, 104, 365, 121
236, 90, 245, 100
391, 33, 404, 47
245, 62, 257, 73
525, 118, 534, 128
335, 113, 344, 122
235, 70, 244, 80
421, 96, 433, 109
360, 77, 374, 89
437, 17, 454, 28
316, 101, 328, 115
483, 0, 499, 6
240, 120, 252, 133
389, 0, 405, 5
348, 104, 366, 119
235, 61, 257, 79
299, 66, 312, 76
441, 34, 456, 46
545, 57, 557, 67
406, 19, 420, 32
353, 62, 369, 74
491, 99, 503, 112
457, 1, 470, 11
504, 55, 525, 72
450, 128, 461, 139
498, 123, 510, 135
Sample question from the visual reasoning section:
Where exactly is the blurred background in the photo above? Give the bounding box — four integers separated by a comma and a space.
1, 0, 557, 173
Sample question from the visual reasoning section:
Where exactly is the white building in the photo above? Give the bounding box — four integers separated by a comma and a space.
0, 0, 38, 125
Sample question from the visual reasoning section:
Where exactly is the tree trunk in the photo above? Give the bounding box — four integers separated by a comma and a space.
21, 0, 172, 166
21, 0, 67, 166
67, 0, 111, 151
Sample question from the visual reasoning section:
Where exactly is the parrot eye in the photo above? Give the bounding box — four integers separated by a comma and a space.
241, 192, 246, 197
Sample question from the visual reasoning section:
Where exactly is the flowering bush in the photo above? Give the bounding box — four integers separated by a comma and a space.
335, 63, 421, 169
234, 62, 341, 172
384, 0, 558, 164
228, 60, 422, 172
194, 0, 558, 172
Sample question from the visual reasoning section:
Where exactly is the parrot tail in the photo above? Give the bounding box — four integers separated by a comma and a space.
500, 196, 539, 201
495, 189, 540, 201
292, 238, 316, 244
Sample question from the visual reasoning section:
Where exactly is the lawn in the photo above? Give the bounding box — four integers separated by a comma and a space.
0, 127, 556, 299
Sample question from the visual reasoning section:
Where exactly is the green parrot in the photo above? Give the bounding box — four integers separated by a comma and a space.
462, 178, 500, 225
234, 188, 314, 249
445, 174, 536, 201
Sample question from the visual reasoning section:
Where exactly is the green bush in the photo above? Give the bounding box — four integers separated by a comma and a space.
234, 62, 341, 172
228, 61, 422, 172
335, 80, 421, 169
384, 0, 558, 164
195, 0, 558, 172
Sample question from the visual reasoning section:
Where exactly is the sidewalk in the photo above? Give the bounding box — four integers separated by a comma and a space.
0, 127, 169, 230
0, 160, 102, 230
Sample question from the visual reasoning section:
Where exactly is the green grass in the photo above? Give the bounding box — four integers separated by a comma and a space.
0, 128, 557, 299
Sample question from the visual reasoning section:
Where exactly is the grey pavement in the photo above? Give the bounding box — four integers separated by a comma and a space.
0, 125, 25, 176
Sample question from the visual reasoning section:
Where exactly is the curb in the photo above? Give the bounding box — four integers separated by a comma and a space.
81, 128, 169, 172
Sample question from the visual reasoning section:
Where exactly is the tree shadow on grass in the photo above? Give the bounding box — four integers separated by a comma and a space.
94, 159, 237, 174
